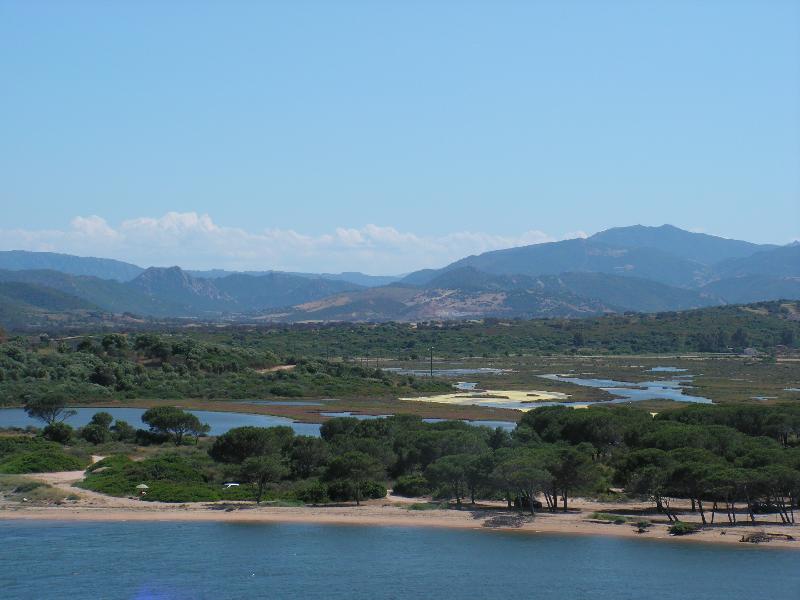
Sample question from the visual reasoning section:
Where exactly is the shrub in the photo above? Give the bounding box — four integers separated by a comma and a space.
81, 424, 111, 445
80, 453, 214, 501
406, 502, 448, 511
668, 521, 701, 536
269, 383, 304, 397
43, 422, 73, 443
111, 420, 136, 442
220, 484, 258, 501
0, 448, 87, 474
86, 454, 132, 473
359, 480, 387, 500
141, 482, 220, 502
590, 512, 629, 525
293, 480, 329, 504
327, 479, 386, 502
392, 474, 430, 497
324, 479, 354, 502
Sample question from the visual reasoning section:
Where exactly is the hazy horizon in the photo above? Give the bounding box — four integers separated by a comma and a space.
1, 220, 794, 275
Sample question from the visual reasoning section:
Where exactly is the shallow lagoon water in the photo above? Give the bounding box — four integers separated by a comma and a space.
320, 411, 394, 420
540, 374, 712, 404
0, 407, 322, 437
0, 521, 797, 600
0, 408, 516, 436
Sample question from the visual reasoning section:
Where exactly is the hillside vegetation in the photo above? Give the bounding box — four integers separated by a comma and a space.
201, 301, 800, 359
0, 333, 449, 405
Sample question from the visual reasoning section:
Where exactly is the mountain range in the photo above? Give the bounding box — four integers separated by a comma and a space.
0, 225, 797, 327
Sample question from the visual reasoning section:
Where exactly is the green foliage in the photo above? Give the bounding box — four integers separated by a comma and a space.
141, 407, 209, 445
110, 420, 137, 442
42, 422, 73, 443
23, 393, 77, 425
292, 480, 330, 504
209, 426, 294, 464
81, 423, 111, 444
0, 446, 87, 474
80, 453, 213, 499
590, 512, 629, 524
325, 450, 384, 505
668, 521, 701, 535
392, 474, 431, 497
406, 501, 448, 510
140, 481, 221, 503
186, 301, 800, 359
240, 455, 288, 503
0, 334, 449, 405
326, 479, 386, 502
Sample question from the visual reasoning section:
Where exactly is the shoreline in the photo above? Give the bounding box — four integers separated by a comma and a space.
2, 469, 797, 550
2, 503, 798, 550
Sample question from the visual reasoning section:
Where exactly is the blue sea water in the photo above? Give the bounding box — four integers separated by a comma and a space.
0, 521, 797, 599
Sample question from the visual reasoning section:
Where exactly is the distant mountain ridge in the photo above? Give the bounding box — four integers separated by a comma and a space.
588, 224, 777, 264
0, 250, 144, 281
0, 225, 797, 325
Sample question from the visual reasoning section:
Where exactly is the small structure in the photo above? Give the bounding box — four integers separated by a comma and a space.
741, 347, 759, 357
223, 483, 240, 489
136, 483, 149, 497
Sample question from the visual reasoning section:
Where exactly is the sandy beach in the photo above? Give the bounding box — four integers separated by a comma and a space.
2, 468, 798, 550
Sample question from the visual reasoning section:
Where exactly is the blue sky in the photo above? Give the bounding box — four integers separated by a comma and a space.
1, 1, 798, 272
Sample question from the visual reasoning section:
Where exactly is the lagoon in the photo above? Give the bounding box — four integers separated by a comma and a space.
0, 521, 797, 600
540, 374, 712, 404
0, 407, 322, 437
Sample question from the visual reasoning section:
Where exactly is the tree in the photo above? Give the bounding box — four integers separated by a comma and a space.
101, 333, 128, 353
24, 393, 76, 426
90, 411, 114, 429
465, 452, 496, 504
240, 455, 288, 503
89, 365, 117, 387
209, 426, 294, 463
731, 328, 749, 350
289, 436, 329, 478
545, 445, 599, 512
81, 423, 111, 444
494, 450, 552, 515
325, 451, 383, 506
141, 407, 209, 445
425, 454, 472, 506
76, 338, 96, 353
111, 420, 137, 442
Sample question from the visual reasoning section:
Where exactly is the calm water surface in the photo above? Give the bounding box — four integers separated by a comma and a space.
0, 408, 322, 437
0, 521, 797, 600
540, 374, 712, 404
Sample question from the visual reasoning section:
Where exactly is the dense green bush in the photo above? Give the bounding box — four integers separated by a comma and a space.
43, 422, 73, 443
668, 521, 701, 536
80, 453, 214, 499
0, 448, 87, 474
140, 481, 221, 502
0, 333, 448, 405
81, 423, 111, 444
292, 480, 329, 504
326, 479, 386, 502
392, 474, 430, 497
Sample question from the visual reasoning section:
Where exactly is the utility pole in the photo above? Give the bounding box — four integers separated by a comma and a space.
429, 346, 434, 378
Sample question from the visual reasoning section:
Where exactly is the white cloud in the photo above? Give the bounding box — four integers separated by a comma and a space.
0, 212, 581, 273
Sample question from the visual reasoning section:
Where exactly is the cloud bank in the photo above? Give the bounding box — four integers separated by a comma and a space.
0, 212, 586, 274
